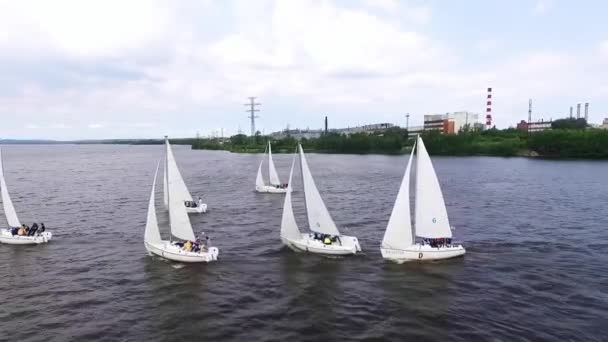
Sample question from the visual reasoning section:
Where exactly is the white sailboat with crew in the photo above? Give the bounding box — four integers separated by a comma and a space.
0, 147, 52, 244
163, 140, 207, 214
255, 141, 289, 193
280, 145, 361, 255
380, 136, 465, 262
144, 137, 219, 263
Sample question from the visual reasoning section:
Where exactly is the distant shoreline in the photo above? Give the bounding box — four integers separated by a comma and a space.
0, 139, 188, 145
190, 128, 608, 159
3, 128, 608, 160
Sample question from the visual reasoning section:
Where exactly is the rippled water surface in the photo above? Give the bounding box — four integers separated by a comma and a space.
1, 145, 607, 341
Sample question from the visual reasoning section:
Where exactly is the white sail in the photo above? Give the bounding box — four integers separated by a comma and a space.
268, 142, 281, 186
299, 145, 341, 236
255, 159, 264, 188
0, 147, 21, 228
144, 159, 162, 245
280, 153, 301, 241
166, 141, 196, 241
166, 141, 194, 203
414, 136, 452, 238
163, 160, 168, 207
382, 140, 416, 250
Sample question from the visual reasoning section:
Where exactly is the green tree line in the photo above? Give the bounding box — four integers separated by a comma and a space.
191, 124, 608, 159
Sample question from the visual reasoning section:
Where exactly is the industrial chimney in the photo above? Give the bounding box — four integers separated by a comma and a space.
577, 103, 581, 119
584, 103, 589, 122
569, 106, 573, 119
485, 87, 493, 128
324, 116, 328, 133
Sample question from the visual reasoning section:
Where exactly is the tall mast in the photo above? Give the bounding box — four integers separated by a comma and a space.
413, 136, 419, 239
165, 135, 171, 242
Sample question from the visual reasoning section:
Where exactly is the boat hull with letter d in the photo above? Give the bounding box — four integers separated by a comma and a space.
380, 136, 465, 262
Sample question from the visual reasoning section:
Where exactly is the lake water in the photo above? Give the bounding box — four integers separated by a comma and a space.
0, 145, 607, 341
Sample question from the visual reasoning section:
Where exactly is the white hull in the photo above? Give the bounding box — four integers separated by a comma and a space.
186, 203, 207, 214
256, 185, 289, 194
0, 229, 52, 244
282, 233, 362, 255
381, 243, 465, 263
145, 241, 219, 263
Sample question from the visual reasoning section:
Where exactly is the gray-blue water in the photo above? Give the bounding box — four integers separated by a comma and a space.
0, 145, 607, 341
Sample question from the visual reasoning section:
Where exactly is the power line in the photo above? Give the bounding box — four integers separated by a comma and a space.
244, 97, 261, 137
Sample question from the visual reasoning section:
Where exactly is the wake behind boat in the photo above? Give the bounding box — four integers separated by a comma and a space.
144, 137, 218, 263
0, 147, 52, 245
163, 139, 207, 214
380, 136, 465, 262
255, 141, 289, 193
280, 145, 361, 255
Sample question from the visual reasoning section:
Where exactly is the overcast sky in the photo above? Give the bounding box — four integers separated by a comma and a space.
0, 0, 606, 139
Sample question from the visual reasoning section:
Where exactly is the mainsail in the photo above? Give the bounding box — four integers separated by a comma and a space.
0, 147, 21, 228
268, 142, 281, 186
280, 153, 301, 241
166, 140, 196, 241
414, 136, 452, 238
144, 159, 162, 245
299, 145, 341, 236
381, 140, 416, 250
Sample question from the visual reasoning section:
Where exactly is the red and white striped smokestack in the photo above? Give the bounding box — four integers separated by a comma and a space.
485, 87, 493, 128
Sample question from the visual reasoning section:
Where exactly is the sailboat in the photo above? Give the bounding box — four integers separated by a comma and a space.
0, 147, 52, 244
280, 144, 362, 255
144, 137, 219, 263
380, 136, 465, 262
255, 141, 289, 193
163, 140, 207, 214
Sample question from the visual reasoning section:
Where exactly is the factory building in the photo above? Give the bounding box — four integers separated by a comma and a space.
423, 111, 480, 134
269, 122, 396, 140
516, 119, 553, 132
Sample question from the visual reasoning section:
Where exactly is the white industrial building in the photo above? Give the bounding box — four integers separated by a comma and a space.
424, 111, 480, 133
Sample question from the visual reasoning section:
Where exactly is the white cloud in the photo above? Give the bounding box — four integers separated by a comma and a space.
0, 0, 174, 58
600, 40, 608, 59
209, 0, 444, 98
362, 0, 431, 24
0, 0, 606, 138
129, 123, 157, 128
475, 39, 500, 54
533, 0, 553, 14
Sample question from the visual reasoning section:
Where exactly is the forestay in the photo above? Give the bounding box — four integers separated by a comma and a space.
299, 145, 341, 236
144, 159, 162, 245
268, 142, 281, 186
382, 140, 416, 250
280, 153, 301, 241
0, 147, 21, 228
414, 136, 452, 238
166, 142, 196, 241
